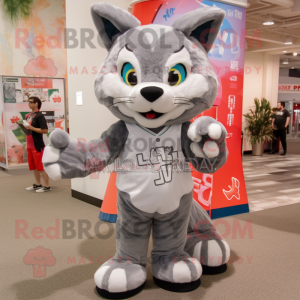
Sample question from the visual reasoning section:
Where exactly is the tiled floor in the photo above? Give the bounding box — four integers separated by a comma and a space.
0, 170, 12, 177
286, 138, 300, 154
2, 152, 300, 214
243, 153, 300, 212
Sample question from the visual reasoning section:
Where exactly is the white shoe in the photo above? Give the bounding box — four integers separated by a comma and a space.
36, 186, 51, 193
26, 184, 43, 191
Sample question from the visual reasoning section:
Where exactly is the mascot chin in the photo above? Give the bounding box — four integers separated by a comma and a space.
43, 3, 230, 299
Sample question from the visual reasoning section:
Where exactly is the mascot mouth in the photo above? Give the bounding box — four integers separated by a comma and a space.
140, 111, 164, 119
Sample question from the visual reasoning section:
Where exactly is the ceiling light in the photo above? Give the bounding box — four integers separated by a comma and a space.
282, 59, 289, 65
283, 51, 287, 53
263, 20, 274, 26
263, 15, 274, 26
285, 36, 293, 45
293, 52, 298, 56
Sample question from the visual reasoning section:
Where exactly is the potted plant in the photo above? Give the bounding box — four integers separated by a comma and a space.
243, 98, 276, 156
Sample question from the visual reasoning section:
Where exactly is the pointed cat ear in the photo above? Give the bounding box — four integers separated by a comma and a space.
91, 3, 140, 51
172, 7, 225, 52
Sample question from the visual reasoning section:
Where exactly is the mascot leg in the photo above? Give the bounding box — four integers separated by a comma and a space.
151, 192, 202, 292
184, 200, 230, 274
94, 190, 152, 299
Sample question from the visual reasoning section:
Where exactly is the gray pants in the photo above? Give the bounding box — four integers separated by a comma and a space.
94, 189, 229, 293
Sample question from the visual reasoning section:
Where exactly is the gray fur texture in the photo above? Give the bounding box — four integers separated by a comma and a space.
182, 119, 228, 174
91, 3, 140, 50
172, 6, 225, 52
43, 121, 128, 179
43, 3, 230, 297
93, 25, 220, 127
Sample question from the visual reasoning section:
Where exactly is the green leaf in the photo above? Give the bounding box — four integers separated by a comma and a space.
244, 97, 275, 145
1, 0, 35, 25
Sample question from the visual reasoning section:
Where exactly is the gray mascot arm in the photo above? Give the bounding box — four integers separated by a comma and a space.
182, 118, 228, 173
42, 120, 128, 180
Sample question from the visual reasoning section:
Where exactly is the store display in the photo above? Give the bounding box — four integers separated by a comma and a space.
0, 76, 66, 168
0, 78, 7, 167
43, 3, 232, 298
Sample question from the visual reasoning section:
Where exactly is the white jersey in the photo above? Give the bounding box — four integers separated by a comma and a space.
116, 122, 194, 214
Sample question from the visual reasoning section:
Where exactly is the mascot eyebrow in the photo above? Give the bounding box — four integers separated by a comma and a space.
43, 3, 230, 299
125, 44, 133, 52
174, 45, 185, 53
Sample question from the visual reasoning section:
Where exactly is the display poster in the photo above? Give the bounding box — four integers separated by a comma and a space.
131, 0, 250, 218
0, 77, 7, 168
2, 77, 65, 168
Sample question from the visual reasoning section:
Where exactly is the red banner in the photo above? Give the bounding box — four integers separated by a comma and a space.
21, 78, 53, 89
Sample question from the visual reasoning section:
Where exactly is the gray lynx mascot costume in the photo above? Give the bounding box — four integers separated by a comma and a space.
43, 3, 230, 299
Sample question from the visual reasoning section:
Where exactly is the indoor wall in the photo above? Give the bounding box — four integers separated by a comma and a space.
66, 0, 132, 202
242, 52, 280, 151
0, 0, 67, 78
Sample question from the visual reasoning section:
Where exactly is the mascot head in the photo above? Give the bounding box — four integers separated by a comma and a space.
91, 3, 225, 128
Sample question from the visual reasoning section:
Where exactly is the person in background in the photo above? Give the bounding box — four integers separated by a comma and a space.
270, 102, 290, 156
24, 97, 51, 192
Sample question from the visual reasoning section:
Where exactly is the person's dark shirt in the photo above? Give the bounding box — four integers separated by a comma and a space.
31, 112, 48, 152
273, 109, 290, 130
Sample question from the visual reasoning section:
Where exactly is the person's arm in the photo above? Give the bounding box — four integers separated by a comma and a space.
285, 117, 290, 128
285, 110, 291, 128
25, 114, 48, 134
271, 111, 276, 129
26, 126, 48, 134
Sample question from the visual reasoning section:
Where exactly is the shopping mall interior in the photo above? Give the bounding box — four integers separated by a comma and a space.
0, 0, 300, 299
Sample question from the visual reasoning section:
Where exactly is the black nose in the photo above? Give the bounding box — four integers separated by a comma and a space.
141, 87, 164, 102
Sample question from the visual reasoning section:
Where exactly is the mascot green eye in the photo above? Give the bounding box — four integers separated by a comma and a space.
122, 63, 137, 86
168, 64, 186, 86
